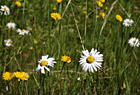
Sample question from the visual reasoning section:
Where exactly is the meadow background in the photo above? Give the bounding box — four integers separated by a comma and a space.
0, 0, 140, 95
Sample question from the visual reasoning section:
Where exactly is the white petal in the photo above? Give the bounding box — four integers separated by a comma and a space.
41, 68, 45, 74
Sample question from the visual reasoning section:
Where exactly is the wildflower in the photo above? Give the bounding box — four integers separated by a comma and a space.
4, 39, 13, 47
128, 37, 139, 47
61, 56, 71, 63
36, 55, 56, 74
97, 1, 103, 7
56, 0, 62, 3
123, 19, 133, 27
77, 77, 81, 81
3, 72, 13, 80
79, 48, 103, 73
15, 1, 21, 7
116, 15, 123, 22
53, 5, 56, 10
51, 13, 61, 21
100, 12, 105, 19
83, 11, 87, 14
105, 6, 108, 10
6, 22, 16, 29
100, 0, 105, 3
13, 72, 29, 81
0, 5, 10, 15
17, 29, 29, 35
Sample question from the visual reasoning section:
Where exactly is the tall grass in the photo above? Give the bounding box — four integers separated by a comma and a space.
0, 0, 140, 95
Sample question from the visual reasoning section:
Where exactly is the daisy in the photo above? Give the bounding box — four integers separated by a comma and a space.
4, 39, 13, 47
6, 22, 16, 29
0, 5, 10, 15
36, 55, 56, 74
17, 29, 29, 35
123, 19, 133, 27
79, 48, 103, 73
128, 37, 140, 47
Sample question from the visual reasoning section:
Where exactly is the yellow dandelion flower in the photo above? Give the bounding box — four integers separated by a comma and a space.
61, 56, 71, 63
97, 1, 103, 7
13, 72, 29, 81
115, 15, 123, 22
53, 5, 56, 10
15, 1, 21, 7
100, 12, 105, 19
83, 11, 87, 14
51, 13, 61, 21
3, 72, 13, 80
105, 7, 108, 10
56, 0, 62, 3
100, 0, 105, 3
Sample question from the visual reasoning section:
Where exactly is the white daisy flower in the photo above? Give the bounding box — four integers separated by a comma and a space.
123, 19, 133, 27
17, 29, 29, 35
79, 48, 103, 73
36, 55, 56, 74
0, 5, 10, 15
77, 77, 81, 81
6, 22, 16, 29
128, 37, 139, 47
4, 39, 13, 47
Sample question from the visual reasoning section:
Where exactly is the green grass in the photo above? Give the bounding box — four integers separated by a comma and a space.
0, 0, 140, 95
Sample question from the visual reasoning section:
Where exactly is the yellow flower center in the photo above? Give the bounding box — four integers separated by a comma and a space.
10, 25, 12, 27
133, 40, 136, 43
86, 56, 94, 63
127, 21, 130, 24
8, 42, 12, 44
40, 61, 48, 66
3, 8, 7, 11
21, 30, 24, 32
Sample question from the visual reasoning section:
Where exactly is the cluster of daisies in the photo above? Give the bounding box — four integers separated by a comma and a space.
0, 5, 30, 47
115, 15, 140, 47
3, 72, 29, 81
36, 48, 103, 74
